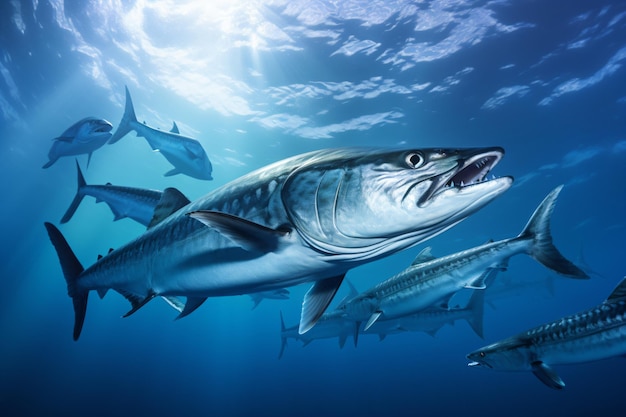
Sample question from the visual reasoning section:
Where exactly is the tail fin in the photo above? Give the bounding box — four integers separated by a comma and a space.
278, 311, 287, 360
109, 85, 137, 144
44, 222, 88, 341
60, 160, 87, 224
464, 289, 485, 339
518, 185, 588, 279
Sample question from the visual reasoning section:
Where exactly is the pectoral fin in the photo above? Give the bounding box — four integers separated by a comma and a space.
531, 361, 565, 390
164, 168, 181, 177
188, 210, 291, 253
299, 274, 345, 334
364, 311, 383, 331
120, 291, 156, 317
161, 296, 185, 312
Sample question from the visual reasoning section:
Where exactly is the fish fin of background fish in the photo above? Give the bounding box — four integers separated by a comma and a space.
299, 274, 345, 334
147, 187, 191, 229
606, 277, 626, 302
531, 361, 565, 390
121, 291, 156, 317
188, 210, 290, 253
164, 168, 181, 177
109, 86, 137, 144
44, 222, 87, 341
364, 311, 382, 331
161, 296, 185, 313
61, 160, 87, 223
339, 333, 347, 349
411, 246, 436, 265
176, 296, 208, 319
42, 158, 57, 169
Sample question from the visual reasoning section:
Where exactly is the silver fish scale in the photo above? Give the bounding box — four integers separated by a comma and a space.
526, 300, 626, 346
372, 241, 510, 299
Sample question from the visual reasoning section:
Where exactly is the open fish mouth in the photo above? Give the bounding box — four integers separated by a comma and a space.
93, 120, 113, 133
418, 148, 504, 206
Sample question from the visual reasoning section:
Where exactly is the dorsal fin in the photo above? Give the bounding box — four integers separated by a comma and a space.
607, 277, 626, 302
411, 246, 436, 265
147, 187, 190, 229
170, 121, 180, 134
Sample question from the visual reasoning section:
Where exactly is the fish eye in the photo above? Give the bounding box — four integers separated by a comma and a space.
405, 152, 424, 169
479, 352, 486, 358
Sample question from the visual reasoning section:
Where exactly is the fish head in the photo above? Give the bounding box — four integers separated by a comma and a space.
281, 147, 512, 261
64, 117, 113, 143
467, 337, 531, 371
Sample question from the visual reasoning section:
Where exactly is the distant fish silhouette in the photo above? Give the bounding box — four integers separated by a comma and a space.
249, 288, 290, 310
109, 86, 213, 180
42, 117, 112, 168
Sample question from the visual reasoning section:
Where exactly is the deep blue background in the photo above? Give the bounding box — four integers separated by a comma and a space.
1, 1, 625, 416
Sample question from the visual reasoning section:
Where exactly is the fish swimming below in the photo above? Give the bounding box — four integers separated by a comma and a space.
42, 117, 112, 169
44, 146, 512, 341
109, 86, 213, 180
467, 276, 626, 389
336, 185, 588, 333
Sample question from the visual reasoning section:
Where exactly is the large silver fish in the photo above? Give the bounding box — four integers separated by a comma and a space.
467, 276, 626, 389
337, 186, 588, 332
45, 146, 512, 340
109, 86, 213, 180
42, 117, 112, 168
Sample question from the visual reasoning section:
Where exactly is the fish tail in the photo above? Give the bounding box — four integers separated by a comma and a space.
108, 85, 137, 144
518, 185, 588, 279
60, 160, 87, 224
278, 311, 287, 359
44, 222, 88, 341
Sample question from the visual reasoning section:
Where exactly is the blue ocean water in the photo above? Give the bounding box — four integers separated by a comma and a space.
1, 0, 625, 416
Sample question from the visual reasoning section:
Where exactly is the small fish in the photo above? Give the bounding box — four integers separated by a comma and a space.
109, 86, 213, 180
42, 117, 112, 168
279, 309, 356, 359
467, 276, 626, 389
338, 185, 588, 332
44, 146, 511, 341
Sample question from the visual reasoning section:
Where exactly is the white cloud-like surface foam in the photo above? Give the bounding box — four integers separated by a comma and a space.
482, 85, 530, 110
540, 45, 626, 106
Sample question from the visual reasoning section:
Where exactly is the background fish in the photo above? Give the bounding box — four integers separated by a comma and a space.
42, 117, 112, 168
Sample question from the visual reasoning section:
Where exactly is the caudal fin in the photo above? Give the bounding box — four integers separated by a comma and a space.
518, 185, 588, 279
44, 222, 88, 341
109, 85, 137, 144
60, 160, 87, 223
